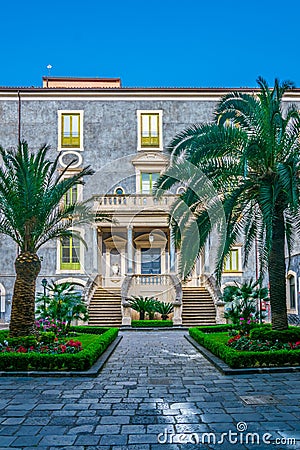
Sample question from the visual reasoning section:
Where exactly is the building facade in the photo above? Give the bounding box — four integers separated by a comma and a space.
0, 77, 299, 325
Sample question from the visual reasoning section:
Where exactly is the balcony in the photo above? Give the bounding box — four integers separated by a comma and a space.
93, 194, 177, 213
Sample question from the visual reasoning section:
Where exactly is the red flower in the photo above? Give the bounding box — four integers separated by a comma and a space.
17, 346, 27, 353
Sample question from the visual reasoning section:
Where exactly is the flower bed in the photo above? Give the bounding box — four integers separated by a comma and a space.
189, 326, 300, 368
0, 326, 118, 371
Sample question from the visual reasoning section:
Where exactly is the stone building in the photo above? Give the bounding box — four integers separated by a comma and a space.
0, 77, 298, 325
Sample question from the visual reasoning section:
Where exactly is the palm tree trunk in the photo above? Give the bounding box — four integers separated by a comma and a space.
268, 207, 288, 330
9, 252, 41, 337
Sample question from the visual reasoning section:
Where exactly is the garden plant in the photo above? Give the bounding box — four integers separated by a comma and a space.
0, 142, 96, 337
128, 296, 174, 321
36, 281, 88, 331
156, 77, 300, 330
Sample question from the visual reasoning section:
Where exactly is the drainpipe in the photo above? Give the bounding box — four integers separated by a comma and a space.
17, 90, 21, 145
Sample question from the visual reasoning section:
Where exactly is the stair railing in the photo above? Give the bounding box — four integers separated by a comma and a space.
200, 274, 226, 324
83, 274, 102, 308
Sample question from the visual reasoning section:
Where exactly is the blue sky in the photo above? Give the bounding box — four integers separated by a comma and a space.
1, 0, 300, 88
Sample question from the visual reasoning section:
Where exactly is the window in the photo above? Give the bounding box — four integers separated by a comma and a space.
141, 247, 161, 274
137, 110, 163, 150
61, 113, 80, 147
141, 113, 159, 147
176, 186, 186, 195
114, 186, 125, 195
64, 184, 78, 206
287, 272, 297, 311
289, 276, 296, 309
223, 248, 241, 272
141, 172, 159, 194
60, 235, 81, 270
58, 111, 83, 150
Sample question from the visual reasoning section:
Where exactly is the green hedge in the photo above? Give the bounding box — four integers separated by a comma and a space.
195, 324, 234, 333
250, 327, 300, 343
189, 327, 300, 368
68, 326, 110, 335
0, 327, 118, 372
131, 320, 173, 328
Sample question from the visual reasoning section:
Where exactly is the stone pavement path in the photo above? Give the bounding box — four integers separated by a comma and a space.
0, 330, 299, 449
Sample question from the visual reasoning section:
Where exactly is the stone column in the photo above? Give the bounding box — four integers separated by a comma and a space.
170, 232, 176, 273
127, 226, 133, 274
92, 227, 98, 273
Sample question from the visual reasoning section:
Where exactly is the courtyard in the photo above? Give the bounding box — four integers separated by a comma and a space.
0, 330, 299, 449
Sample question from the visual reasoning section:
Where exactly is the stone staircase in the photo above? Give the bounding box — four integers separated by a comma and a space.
88, 287, 122, 327
182, 287, 216, 327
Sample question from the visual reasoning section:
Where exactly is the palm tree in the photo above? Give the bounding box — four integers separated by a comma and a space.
156, 77, 300, 330
0, 141, 95, 337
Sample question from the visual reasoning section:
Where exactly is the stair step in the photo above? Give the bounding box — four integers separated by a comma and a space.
88, 288, 122, 327
182, 287, 216, 327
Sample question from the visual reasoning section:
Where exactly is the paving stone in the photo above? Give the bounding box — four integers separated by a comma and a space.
0, 436, 17, 447
38, 425, 68, 435
10, 436, 42, 446
100, 434, 128, 445
128, 433, 158, 444
94, 424, 121, 434
39, 435, 77, 446
74, 434, 100, 445
15, 425, 42, 435
1, 418, 24, 425
100, 415, 130, 424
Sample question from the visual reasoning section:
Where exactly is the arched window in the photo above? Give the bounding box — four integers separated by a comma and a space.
0, 283, 6, 314
114, 186, 125, 195
289, 275, 296, 309
176, 186, 186, 195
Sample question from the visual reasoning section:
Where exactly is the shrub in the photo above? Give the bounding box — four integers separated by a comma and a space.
250, 327, 300, 343
36, 281, 88, 329
154, 302, 174, 320
223, 279, 268, 334
128, 296, 157, 320
189, 327, 300, 368
38, 332, 56, 344
6, 335, 37, 349
131, 320, 173, 328
195, 324, 234, 333
0, 327, 118, 371
68, 326, 109, 334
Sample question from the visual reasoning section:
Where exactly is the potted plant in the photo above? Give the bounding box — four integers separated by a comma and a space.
155, 301, 174, 320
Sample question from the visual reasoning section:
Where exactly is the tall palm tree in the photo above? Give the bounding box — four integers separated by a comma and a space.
0, 141, 95, 337
156, 77, 300, 330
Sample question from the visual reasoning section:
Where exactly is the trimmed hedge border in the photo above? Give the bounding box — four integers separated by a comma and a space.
131, 320, 173, 328
189, 327, 300, 368
0, 327, 118, 372
250, 327, 300, 343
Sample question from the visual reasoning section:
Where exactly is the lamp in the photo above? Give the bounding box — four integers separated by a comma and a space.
41, 278, 47, 311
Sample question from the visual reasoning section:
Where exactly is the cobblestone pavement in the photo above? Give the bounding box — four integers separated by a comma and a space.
0, 330, 300, 449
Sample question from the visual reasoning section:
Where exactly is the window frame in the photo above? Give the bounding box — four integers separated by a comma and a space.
58, 110, 84, 151
61, 171, 83, 207
137, 110, 163, 150
56, 228, 84, 273
223, 246, 242, 274
287, 270, 298, 313
140, 172, 160, 194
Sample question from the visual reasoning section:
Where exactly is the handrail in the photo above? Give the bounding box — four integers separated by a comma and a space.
83, 274, 102, 306
200, 273, 222, 305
